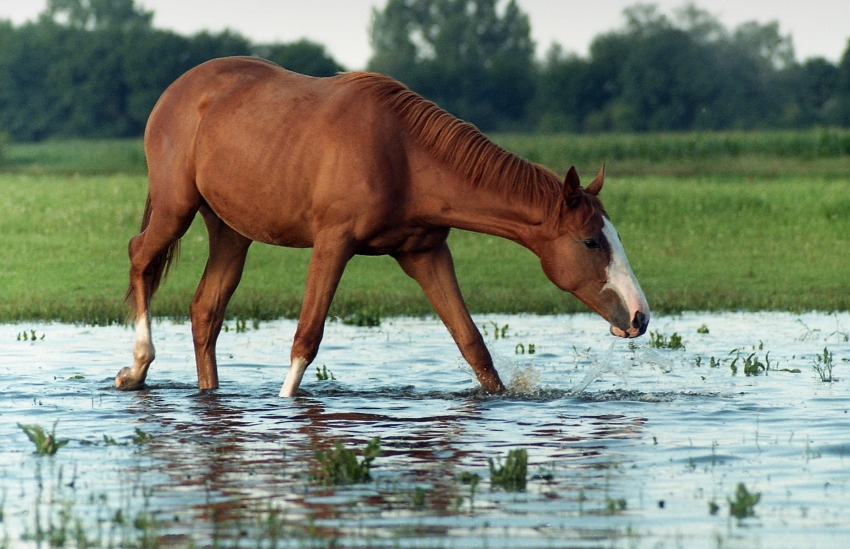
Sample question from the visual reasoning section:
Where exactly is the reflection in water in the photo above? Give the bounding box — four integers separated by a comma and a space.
118, 382, 651, 543
2, 312, 850, 547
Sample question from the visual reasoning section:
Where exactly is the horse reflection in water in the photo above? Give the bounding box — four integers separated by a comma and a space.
114, 56, 649, 396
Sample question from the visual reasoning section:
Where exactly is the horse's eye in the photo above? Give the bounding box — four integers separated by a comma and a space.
583, 239, 600, 250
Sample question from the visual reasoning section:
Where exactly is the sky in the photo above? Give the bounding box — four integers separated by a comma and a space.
1, 0, 848, 70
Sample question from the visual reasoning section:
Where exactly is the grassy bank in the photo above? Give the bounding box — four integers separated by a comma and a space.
493, 128, 850, 177
0, 168, 847, 323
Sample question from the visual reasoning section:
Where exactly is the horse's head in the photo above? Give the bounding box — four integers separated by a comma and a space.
539, 166, 649, 338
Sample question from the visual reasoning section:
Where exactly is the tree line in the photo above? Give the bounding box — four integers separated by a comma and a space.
1, 0, 849, 142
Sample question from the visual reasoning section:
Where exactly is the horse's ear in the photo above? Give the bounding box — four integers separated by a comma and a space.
586, 164, 605, 196
563, 166, 581, 201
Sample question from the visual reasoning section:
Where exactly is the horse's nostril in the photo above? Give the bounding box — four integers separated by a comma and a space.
632, 311, 647, 330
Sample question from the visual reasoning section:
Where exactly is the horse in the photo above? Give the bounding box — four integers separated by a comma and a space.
115, 56, 649, 397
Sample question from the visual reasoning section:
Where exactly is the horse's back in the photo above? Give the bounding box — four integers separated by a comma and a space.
145, 57, 410, 248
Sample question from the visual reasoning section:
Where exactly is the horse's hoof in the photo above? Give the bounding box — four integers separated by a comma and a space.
115, 367, 144, 391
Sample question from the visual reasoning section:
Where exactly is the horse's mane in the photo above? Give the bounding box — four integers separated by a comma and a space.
337, 71, 564, 209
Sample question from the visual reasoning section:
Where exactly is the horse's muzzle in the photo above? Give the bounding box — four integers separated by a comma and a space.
610, 310, 650, 338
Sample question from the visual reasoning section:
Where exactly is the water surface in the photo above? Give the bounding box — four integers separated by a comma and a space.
1, 312, 849, 547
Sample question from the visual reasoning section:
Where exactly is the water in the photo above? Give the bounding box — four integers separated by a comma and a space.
1, 312, 849, 548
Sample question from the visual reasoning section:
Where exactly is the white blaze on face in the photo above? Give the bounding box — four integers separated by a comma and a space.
601, 218, 649, 330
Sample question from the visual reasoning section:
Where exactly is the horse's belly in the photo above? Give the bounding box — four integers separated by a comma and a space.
201, 186, 315, 248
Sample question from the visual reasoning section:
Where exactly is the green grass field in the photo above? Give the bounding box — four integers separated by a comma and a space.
0, 133, 848, 323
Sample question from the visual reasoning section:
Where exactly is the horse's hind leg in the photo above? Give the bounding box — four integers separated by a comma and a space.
115, 202, 198, 390
190, 206, 252, 390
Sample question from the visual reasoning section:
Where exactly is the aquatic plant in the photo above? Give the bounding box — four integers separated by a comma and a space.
16, 329, 44, 341
605, 497, 627, 515
697, 324, 710, 334
728, 350, 773, 376
648, 331, 685, 350
488, 448, 527, 492
812, 347, 835, 382
728, 483, 760, 519
411, 487, 426, 509
514, 342, 535, 354
132, 428, 154, 445
341, 309, 381, 327
18, 421, 69, 456
313, 437, 381, 486
484, 322, 509, 339
315, 364, 336, 381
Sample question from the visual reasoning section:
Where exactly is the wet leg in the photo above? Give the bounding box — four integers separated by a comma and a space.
394, 242, 505, 393
280, 234, 354, 397
115, 208, 197, 390
190, 207, 252, 390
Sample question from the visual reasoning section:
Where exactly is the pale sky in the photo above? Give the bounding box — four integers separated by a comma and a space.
1, 0, 847, 69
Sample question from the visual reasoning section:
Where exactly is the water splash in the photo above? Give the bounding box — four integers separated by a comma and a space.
506, 364, 541, 395
570, 341, 676, 393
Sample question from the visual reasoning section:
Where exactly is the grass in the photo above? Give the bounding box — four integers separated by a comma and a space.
493, 128, 850, 177
0, 135, 848, 322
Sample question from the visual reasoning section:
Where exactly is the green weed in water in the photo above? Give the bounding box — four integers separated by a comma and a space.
132, 428, 154, 445
514, 342, 536, 354
313, 437, 381, 486
605, 497, 628, 515
648, 331, 685, 350
729, 350, 773, 376
341, 309, 381, 327
16, 329, 44, 341
728, 483, 761, 519
315, 364, 336, 381
488, 448, 527, 492
18, 421, 69, 456
812, 347, 835, 382
697, 324, 710, 334
411, 487, 427, 509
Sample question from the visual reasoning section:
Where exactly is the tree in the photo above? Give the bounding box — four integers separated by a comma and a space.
254, 39, 345, 76
368, 0, 536, 130
44, 0, 152, 30
833, 39, 850, 125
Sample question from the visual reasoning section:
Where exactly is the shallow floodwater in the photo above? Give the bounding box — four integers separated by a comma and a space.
1, 312, 849, 548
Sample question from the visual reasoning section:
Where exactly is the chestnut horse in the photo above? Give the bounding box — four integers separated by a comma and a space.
115, 56, 649, 397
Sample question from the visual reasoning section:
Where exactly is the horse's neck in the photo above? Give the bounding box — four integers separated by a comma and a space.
408, 151, 553, 253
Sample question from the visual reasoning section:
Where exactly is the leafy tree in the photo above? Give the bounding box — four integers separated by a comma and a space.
254, 39, 345, 76
834, 39, 850, 125
44, 0, 153, 30
533, 3, 824, 132
368, 0, 536, 130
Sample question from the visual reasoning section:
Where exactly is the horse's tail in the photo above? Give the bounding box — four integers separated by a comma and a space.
124, 193, 181, 316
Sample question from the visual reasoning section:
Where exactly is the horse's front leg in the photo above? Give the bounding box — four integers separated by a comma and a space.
393, 242, 506, 393
280, 234, 354, 397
